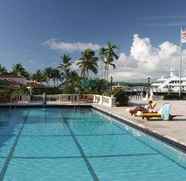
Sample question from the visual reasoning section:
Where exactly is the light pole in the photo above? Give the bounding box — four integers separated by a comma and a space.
110, 76, 113, 96
147, 76, 151, 99
179, 32, 183, 99
27, 86, 32, 102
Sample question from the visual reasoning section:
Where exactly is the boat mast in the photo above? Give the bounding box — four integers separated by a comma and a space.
179, 26, 183, 98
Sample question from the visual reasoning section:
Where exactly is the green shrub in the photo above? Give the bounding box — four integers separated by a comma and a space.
32, 87, 62, 95
113, 88, 129, 106
80, 79, 108, 94
0, 88, 12, 103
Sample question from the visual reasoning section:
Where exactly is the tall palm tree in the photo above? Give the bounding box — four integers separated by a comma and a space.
77, 49, 98, 79
0, 64, 7, 75
100, 42, 119, 81
12, 63, 29, 78
57, 54, 72, 87
58, 54, 71, 78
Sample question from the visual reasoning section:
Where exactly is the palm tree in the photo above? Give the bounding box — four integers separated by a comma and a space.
100, 42, 119, 81
51, 68, 60, 87
62, 70, 81, 93
57, 54, 72, 87
77, 49, 98, 79
0, 64, 7, 75
32, 70, 46, 82
44, 67, 53, 86
58, 54, 71, 78
33, 68, 61, 87
12, 63, 30, 78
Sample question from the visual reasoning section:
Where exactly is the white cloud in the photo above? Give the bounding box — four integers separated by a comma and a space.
111, 71, 145, 80
130, 34, 159, 70
43, 39, 101, 52
43, 35, 185, 82
110, 34, 185, 81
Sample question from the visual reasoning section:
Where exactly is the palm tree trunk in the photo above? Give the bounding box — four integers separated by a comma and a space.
106, 64, 109, 81
57, 78, 59, 87
107, 66, 109, 81
52, 78, 54, 87
47, 79, 50, 86
87, 70, 89, 79
104, 64, 107, 80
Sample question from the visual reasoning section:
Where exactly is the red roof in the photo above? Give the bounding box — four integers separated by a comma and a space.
0, 73, 25, 78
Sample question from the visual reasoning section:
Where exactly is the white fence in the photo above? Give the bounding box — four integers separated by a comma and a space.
32, 94, 93, 103
10, 95, 31, 104
93, 95, 116, 107
9, 94, 115, 107
46, 94, 80, 103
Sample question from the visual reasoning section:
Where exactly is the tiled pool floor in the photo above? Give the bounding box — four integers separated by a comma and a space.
0, 107, 186, 181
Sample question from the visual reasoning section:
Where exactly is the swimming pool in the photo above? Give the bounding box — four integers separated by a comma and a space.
0, 107, 185, 180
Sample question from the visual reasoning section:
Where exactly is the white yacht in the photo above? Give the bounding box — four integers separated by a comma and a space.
151, 72, 186, 93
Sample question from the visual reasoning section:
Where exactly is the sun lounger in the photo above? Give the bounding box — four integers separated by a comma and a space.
136, 112, 177, 120
128, 101, 157, 116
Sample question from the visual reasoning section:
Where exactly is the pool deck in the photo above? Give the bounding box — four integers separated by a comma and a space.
92, 101, 186, 152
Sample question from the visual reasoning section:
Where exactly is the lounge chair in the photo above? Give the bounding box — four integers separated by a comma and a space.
136, 104, 177, 120
137, 112, 176, 120
128, 100, 157, 116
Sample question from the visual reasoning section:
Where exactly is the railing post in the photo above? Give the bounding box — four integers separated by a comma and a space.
99, 95, 103, 105
110, 95, 116, 107
93, 95, 96, 103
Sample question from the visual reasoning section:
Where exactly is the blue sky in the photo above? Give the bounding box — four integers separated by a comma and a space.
0, 0, 186, 80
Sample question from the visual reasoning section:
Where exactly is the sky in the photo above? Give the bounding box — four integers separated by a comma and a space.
0, 0, 186, 81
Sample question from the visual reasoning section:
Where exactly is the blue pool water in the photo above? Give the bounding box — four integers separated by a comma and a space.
0, 107, 185, 180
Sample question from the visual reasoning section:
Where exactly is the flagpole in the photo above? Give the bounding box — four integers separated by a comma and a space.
179, 26, 183, 98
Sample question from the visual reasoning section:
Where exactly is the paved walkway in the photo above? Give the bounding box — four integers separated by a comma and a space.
93, 101, 186, 150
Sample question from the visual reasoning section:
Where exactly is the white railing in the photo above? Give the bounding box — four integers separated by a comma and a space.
8, 94, 115, 107
46, 94, 80, 103
93, 95, 116, 107
10, 95, 31, 104
31, 94, 94, 104
20, 95, 31, 103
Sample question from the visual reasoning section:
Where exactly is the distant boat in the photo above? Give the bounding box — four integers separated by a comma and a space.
151, 72, 186, 93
